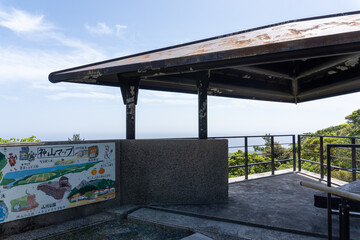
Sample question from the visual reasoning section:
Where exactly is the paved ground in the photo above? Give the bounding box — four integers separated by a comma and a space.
3, 171, 360, 240
155, 171, 360, 239
45, 219, 190, 240
128, 207, 320, 240
2, 206, 193, 240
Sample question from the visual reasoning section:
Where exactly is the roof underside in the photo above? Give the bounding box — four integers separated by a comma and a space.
49, 11, 360, 103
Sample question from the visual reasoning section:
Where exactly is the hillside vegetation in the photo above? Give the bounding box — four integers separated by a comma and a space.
229, 109, 360, 182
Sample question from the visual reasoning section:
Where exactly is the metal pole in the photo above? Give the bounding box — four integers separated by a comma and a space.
197, 74, 209, 139
298, 135, 301, 172
339, 198, 350, 240
326, 145, 332, 240
271, 136, 275, 175
245, 137, 248, 180
351, 138, 356, 181
320, 136, 324, 179
292, 135, 296, 171
126, 101, 136, 139
119, 76, 140, 140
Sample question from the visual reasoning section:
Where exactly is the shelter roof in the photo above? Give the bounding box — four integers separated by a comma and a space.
49, 11, 360, 103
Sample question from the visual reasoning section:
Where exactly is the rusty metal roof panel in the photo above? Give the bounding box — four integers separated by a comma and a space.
49, 11, 360, 103
51, 12, 360, 75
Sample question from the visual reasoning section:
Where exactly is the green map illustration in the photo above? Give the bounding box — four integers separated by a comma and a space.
0, 161, 101, 188
0, 152, 6, 182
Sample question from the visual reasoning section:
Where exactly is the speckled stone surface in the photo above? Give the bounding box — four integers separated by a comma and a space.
128, 207, 320, 240
119, 139, 228, 205
156, 172, 360, 239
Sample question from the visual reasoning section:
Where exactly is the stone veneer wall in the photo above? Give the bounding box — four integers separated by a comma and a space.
119, 139, 228, 205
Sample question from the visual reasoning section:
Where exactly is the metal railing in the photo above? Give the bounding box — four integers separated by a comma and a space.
298, 135, 360, 182
212, 134, 296, 179
325, 144, 360, 240
215, 134, 360, 238
213, 134, 360, 182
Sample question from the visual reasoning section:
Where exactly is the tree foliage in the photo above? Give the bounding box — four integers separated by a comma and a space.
298, 108, 360, 182
229, 139, 293, 178
253, 135, 292, 160
68, 134, 84, 141
228, 108, 360, 182
0, 136, 41, 143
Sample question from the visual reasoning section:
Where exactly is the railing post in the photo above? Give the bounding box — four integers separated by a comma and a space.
271, 136, 275, 175
351, 138, 356, 182
339, 198, 350, 240
327, 145, 332, 240
320, 136, 324, 179
245, 137, 248, 180
298, 135, 301, 172
292, 135, 296, 171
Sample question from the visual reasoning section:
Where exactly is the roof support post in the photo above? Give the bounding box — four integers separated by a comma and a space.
196, 72, 210, 139
118, 75, 140, 140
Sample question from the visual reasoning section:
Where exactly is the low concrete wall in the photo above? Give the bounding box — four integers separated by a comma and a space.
0, 139, 228, 236
120, 139, 228, 205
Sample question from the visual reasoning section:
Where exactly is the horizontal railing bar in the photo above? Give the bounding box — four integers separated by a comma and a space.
301, 154, 357, 161
300, 135, 360, 139
300, 159, 321, 165
229, 144, 295, 149
329, 155, 352, 161
211, 134, 295, 139
300, 180, 360, 202
229, 159, 293, 169
301, 151, 318, 155
327, 144, 360, 148
300, 159, 360, 173
228, 144, 268, 148
325, 166, 360, 173
275, 159, 294, 162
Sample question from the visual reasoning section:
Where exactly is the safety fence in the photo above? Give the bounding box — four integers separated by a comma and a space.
214, 134, 360, 182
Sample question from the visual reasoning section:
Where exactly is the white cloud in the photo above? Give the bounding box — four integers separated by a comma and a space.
2, 95, 21, 101
140, 90, 196, 105
47, 92, 120, 101
0, 8, 108, 90
0, 8, 53, 33
0, 45, 105, 86
85, 22, 113, 35
115, 24, 127, 37
85, 22, 127, 37
47, 32, 106, 60
0, 8, 131, 103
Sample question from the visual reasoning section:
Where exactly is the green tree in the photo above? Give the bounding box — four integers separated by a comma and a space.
85, 191, 94, 199
300, 108, 360, 182
68, 134, 84, 141
253, 135, 291, 160
345, 109, 360, 135
0, 136, 41, 143
345, 109, 360, 125
228, 149, 290, 178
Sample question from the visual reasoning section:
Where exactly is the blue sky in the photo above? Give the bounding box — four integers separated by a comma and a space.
1, 0, 360, 141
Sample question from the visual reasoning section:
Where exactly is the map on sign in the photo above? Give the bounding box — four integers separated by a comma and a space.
0, 142, 116, 223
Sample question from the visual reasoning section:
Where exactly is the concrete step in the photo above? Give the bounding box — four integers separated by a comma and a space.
128, 207, 324, 240
3, 212, 115, 240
